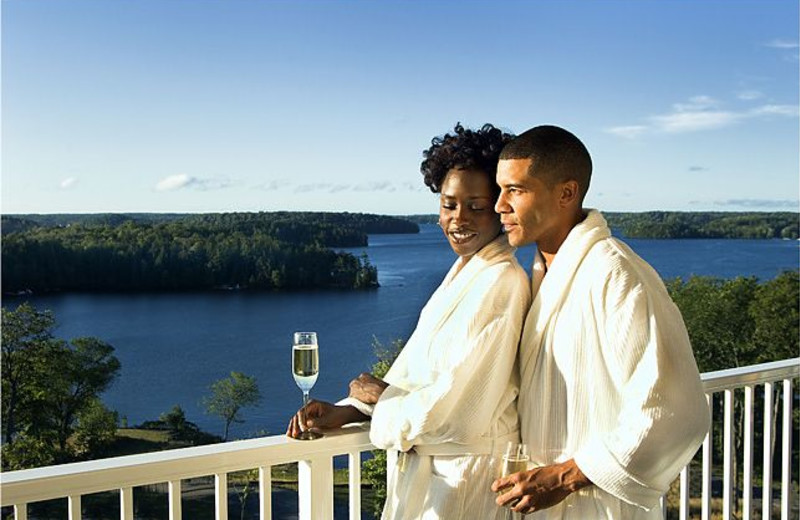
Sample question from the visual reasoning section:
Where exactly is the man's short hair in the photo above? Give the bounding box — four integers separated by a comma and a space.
500, 125, 592, 202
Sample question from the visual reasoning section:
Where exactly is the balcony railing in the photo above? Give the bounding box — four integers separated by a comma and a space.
1, 358, 798, 520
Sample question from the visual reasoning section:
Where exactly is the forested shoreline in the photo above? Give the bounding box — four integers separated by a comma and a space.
406, 211, 799, 239
2, 210, 797, 294
2, 212, 418, 294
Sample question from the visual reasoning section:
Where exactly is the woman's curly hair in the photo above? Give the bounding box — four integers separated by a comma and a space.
420, 123, 515, 197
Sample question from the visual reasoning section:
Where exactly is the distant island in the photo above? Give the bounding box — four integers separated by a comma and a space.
405, 211, 799, 240
1, 212, 418, 294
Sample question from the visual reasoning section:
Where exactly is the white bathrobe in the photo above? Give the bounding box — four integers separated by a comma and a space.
343, 234, 531, 520
518, 210, 710, 519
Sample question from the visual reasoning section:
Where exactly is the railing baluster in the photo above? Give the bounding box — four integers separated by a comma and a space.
348, 451, 362, 520
702, 392, 713, 520
259, 466, 272, 520
13, 504, 27, 520
780, 378, 792, 520
298, 456, 333, 520
215, 473, 228, 520
68, 494, 81, 520
168, 479, 182, 520
723, 389, 734, 520
120, 487, 134, 520
763, 381, 774, 520
679, 465, 689, 520
743, 385, 754, 520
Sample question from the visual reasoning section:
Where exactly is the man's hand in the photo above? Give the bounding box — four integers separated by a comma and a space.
285, 400, 368, 439
491, 459, 592, 514
348, 373, 388, 404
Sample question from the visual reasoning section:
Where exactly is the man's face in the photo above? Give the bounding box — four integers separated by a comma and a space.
495, 158, 563, 249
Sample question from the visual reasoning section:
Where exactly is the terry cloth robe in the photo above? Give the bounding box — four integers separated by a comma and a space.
517, 210, 711, 519
342, 234, 531, 520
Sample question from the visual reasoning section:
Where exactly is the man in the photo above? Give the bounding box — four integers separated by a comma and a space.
491, 125, 710, 518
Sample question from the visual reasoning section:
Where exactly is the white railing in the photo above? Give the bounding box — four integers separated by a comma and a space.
683, 357, 799, 520
1, 358, 798, 520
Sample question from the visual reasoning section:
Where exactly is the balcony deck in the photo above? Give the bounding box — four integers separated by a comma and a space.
1, 358, 798, 520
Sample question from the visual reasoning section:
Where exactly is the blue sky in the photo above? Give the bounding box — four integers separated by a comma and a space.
3, 0, 798, 215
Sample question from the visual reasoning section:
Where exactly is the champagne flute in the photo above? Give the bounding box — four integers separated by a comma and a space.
499, 441, 529, 520
292, 331, 322, 440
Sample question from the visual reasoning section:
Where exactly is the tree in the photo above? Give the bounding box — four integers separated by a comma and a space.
361, 337, 404, 516
160, 405, 189, 436
72, 398, 119, 458
49, 337, 121, 453
1, 303, 121, 469
1, 303, 59, 445
203, 372, 262, 441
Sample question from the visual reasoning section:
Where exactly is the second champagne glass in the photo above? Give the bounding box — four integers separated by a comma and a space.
499, 441, 529, 520
292, 331, 322, 440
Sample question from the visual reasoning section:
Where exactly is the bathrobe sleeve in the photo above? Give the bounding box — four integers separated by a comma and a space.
573, 263, 711, 509
369, 263, 529, 453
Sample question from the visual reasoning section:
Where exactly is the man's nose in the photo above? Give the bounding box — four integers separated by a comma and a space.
495, 193, 510, 214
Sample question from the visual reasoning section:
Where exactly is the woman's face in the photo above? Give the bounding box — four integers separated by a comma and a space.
439, 167, 502, 260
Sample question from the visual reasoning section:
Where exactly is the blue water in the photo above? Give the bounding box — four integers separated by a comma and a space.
3, 225, 798, 439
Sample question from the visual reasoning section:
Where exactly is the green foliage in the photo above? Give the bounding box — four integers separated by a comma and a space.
667, 271, 799, 372
160, 404, 189, 434
1, 303, 121, 470
405, 211, 799, 239
72, 399, 119, 457
605, 211, 799, 239
361, 337, 405, 516
0, 211, 418, 293
203, 371, 262, 441
751, 271, 799, 362
667, 271, 799, 493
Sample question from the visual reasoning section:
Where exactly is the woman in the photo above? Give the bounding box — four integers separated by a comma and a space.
287, 123, 531, 519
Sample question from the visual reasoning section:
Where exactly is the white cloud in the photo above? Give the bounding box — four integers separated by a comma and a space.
60, 177, 78, 189
156, 174, 194, 191
605, 125, 648, 139
750, 104, 800, 117
605, 95, 799, 138
290, 181, 425, 193
737, 90, 763, 101
254, 180, 292, 191
353, 181, 396, 192
764, 39, 800, 49
673, 95, 718, 112
651, 110, 741, 133
155, 174, 234, 192
714, 198, 799, 209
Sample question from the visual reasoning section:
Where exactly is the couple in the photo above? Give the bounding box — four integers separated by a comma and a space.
286, 123, 710, 519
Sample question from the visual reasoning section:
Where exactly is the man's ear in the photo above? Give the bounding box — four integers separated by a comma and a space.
559, 180, 580, 207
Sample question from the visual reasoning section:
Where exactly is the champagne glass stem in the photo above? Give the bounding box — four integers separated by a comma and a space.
302, 390, 310, 430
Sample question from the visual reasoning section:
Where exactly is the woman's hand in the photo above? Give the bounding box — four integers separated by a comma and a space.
348, 373, 389, 404
285, 400, 368, 438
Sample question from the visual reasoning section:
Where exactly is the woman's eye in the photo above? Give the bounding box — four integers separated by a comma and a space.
470, 205, 486, 211
442, 204, 456, 210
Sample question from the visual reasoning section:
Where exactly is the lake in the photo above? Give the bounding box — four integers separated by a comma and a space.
4, 224, 799, 439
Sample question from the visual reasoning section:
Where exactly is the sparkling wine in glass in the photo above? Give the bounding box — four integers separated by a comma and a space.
499, 441, 529, 519
501, 442, 529, 477
292, 331, 322, 440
